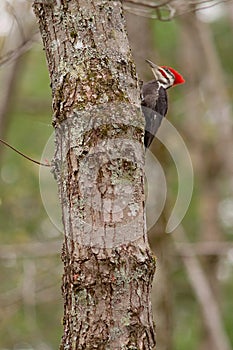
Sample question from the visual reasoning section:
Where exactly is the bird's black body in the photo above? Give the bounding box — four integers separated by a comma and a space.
141, 80, 168, 148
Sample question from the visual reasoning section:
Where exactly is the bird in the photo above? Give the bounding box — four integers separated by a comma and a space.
141, 59, 185, 148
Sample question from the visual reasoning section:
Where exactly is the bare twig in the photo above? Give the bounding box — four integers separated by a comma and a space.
123, 3, 175, 21
5, 0, 26, 42
0, 241, 62, 259
173, 226, 232, 350
0, 138, 51, 167
0, 35, 38, 67
124, 0, 171, 8
176, 241, 233, 256
123, 0, 231, 20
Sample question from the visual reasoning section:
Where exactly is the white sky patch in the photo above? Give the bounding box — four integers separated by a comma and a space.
218, 198, 233, 228
0, 2, 13, 35
227, 249, 233, 264
0, 0, 33, 36
197, 1, 226, 22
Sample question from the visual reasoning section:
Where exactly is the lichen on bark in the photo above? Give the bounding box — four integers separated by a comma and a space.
33, 0, 156, 348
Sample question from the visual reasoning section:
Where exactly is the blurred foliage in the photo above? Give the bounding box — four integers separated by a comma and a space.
0, 46, 63, 349
149, 9, 233, 350
0, 3, 233, 350
0, 47, 53, 243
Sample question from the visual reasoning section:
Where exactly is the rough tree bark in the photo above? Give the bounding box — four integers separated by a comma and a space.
33, 1, 155, 349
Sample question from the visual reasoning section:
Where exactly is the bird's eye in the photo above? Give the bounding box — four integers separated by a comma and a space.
164, 68, 173, 75
164, 68, 175, 78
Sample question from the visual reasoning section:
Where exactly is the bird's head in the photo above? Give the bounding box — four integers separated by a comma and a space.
146, 59, 185, 89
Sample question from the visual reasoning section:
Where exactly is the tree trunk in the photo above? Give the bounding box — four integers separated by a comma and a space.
33, 1, 155, 349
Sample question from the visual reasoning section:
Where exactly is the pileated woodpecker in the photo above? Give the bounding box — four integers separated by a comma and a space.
141, 59, 185, 148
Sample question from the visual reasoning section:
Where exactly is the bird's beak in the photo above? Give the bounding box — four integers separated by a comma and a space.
146, 59, 158, 69
145, 59, 159, 79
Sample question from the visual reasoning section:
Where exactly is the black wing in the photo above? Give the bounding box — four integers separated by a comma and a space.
141, 80, 168, 148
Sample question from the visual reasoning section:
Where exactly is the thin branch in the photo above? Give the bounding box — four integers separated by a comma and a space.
173, 226, 232, 350
124, 0, 171, 8
0, 34, 38, 67
123, 0, 231, 20
176, 241, 233, 256
193, 0, 231, 11
5, 0, 26, 42
0, 138, 51, 167
123, 3, 175, 21
0, 241, 62, 259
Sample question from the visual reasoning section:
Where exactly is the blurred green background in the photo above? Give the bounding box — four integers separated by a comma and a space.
0, 1, 233, 349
